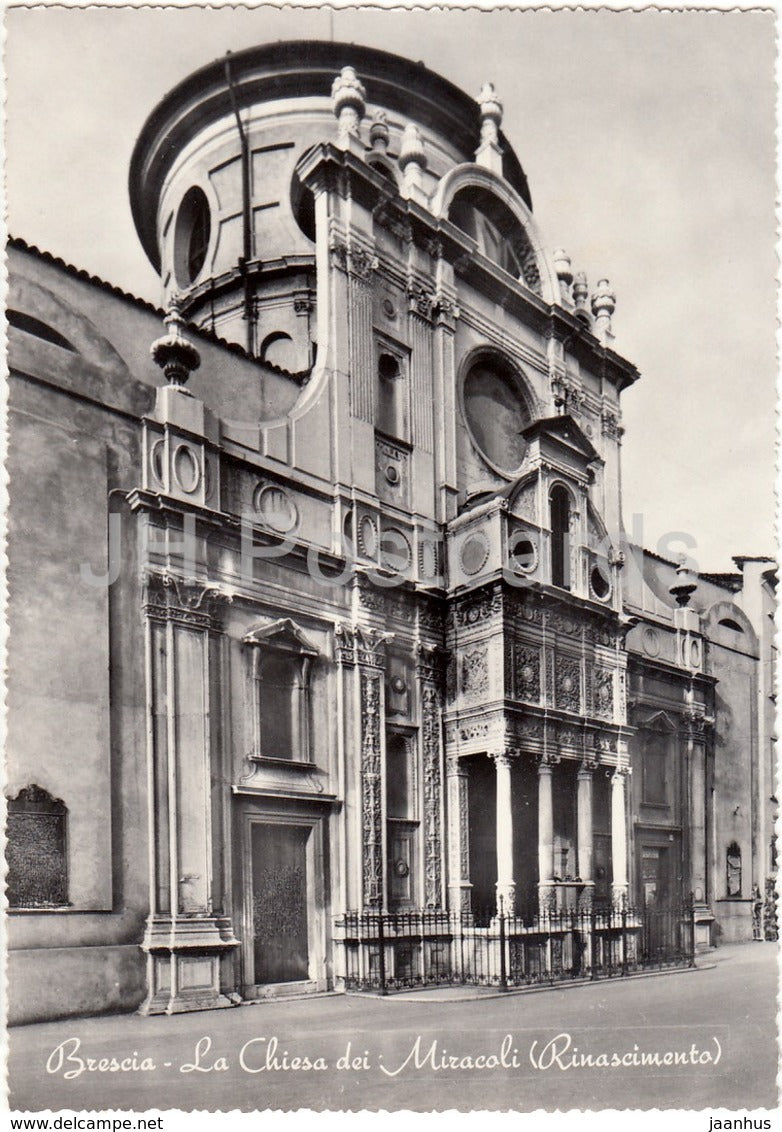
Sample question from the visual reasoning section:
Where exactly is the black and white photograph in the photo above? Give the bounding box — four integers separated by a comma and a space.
3, 0, 778, 1120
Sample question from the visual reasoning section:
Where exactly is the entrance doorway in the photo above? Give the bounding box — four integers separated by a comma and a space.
237, 803, 329, 998
251, 823, 310, 983
640, 844, 671, 907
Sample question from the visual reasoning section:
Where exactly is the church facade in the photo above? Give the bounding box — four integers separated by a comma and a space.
5, 41, 776, 1023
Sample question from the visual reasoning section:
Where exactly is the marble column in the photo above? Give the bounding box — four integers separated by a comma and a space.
446, 756, 472, 913
493, 752, 515, 913
577, 762, 594, 884
611, 767, 629, 902
537, 755, 555, 904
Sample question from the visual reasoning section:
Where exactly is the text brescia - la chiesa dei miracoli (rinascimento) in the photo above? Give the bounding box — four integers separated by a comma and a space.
5, 41, 776, 1020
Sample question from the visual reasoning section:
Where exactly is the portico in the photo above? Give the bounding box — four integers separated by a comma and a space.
446, 739, 629, 919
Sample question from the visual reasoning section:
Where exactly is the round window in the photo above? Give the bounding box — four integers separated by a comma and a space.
173, 187, 211, 288
462, 356, 531, 473
509, 534, 537, 574
590, 563, 611, 600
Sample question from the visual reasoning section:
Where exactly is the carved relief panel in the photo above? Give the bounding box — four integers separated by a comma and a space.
555, 654, 582, 713
511, 642, 542, 704
461, 645, 489, 701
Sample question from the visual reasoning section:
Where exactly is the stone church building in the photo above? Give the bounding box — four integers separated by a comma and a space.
5, 40, 776, 1022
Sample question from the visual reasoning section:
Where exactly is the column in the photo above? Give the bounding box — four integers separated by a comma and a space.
611, 767, 629, 903
446, 756, 471, 913
493, 752, 515, 913
577, 761, 594, 888
537, 755, 555, 904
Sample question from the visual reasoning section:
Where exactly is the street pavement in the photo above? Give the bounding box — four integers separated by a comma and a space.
7, 942, 778, 1113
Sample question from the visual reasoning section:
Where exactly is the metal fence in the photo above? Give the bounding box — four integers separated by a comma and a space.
334, 899, 695, 994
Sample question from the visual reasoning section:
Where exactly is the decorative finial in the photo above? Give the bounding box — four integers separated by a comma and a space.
572, 271, 590, 324
475, 82, 504, 175
369, 110, 390, 153
151, 296, 201, 389
553, 248, 573, 307
399, 124, 428, 203
399, 123, 427, 171
591, 278, 616, 344
670, 556, 698, 608
331, 66, 366, 147
477, 82, 503, 143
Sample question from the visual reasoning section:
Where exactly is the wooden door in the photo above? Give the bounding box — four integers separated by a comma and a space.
251, 823, 310, 984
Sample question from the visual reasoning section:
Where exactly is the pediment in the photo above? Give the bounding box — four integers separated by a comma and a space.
243, 617, 319, 655
521, 414, 600, 466
637, 709, 679, 733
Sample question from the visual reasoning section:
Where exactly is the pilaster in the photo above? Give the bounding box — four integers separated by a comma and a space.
336, 624, 391, 910
417, 644, 446, 908
140, 571, 238, 1015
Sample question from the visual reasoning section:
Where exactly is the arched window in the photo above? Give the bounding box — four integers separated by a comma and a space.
550, 485, 571, 590
726, 841, 742, 897
376, 349, 408, 440
6, 785, 68, 908
260, 331, 296, 371
448, 185, 541, 294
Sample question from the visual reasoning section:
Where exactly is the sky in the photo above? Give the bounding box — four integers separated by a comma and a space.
5, 3, 777, 572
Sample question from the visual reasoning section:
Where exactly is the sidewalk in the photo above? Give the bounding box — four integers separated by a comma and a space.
7, 942, 778, 1113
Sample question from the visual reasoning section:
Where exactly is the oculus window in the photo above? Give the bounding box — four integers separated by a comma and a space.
462, 355, 532, 473
173, 186, 211, 288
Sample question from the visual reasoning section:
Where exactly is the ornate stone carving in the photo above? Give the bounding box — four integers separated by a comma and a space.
453, 585, 502, 627
335, 624, 392, 668
353, 573, 386, 615
331, 65, 366, 141
588, 621, 618, 648
329, 237, 378, 281
418, 602, 445, 633
432, 293, 460, 327
601, 409, 620, 439
293, 294, 314, 315
416, 643, 448, 684
593, 668, 615, 719
548, 608, 581, 638
539, 750, 562, 769
461, 646, 489, 698
143, 571, 232, 630
681, 705, 711, 740
421, 685, 443, 907
594, 732, 617, 756
456, 717, 492, 742
544, 649, 555, 707
514, 644, 541, 703
477, 82, 503, 143
555, 655, 581, 713
360, 672, 383, 907
407, 284, 435, 320
150, 298, 201, 388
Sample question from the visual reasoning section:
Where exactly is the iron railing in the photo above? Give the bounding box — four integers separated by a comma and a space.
334, 898, 695, 994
